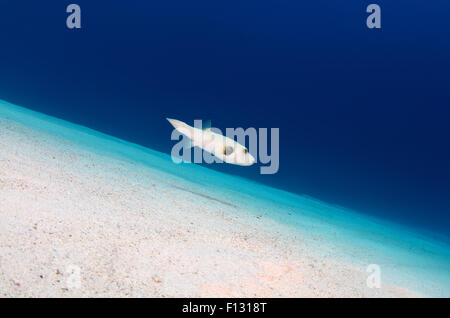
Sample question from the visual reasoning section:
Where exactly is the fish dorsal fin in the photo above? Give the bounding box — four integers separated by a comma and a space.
202, 120, 211, 131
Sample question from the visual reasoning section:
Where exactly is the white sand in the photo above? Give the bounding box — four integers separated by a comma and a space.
0, 101, 443, 297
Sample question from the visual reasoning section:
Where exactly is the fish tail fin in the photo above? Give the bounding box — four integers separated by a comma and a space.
167, 118, 193, 139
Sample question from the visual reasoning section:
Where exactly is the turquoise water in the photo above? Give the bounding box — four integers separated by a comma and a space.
1, 99, 449, 297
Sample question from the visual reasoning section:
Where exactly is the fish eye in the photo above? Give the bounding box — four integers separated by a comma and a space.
223, 146, 234, 155
243, 148, 248, 154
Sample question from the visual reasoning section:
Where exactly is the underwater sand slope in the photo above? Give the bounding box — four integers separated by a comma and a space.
0, 100, 449, 297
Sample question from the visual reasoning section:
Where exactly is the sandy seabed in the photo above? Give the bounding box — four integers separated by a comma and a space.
0, 101, 443, 297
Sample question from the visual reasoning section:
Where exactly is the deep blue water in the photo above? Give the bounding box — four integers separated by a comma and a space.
0, 1, 449, 238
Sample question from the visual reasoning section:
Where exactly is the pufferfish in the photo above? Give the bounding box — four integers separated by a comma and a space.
167, 118, 256, 166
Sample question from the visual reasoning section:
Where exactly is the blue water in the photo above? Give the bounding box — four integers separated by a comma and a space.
1, 99, 449, 296
0, 1, 449, 241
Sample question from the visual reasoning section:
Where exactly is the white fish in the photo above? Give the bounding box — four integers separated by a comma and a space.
167, 118, 256, 166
